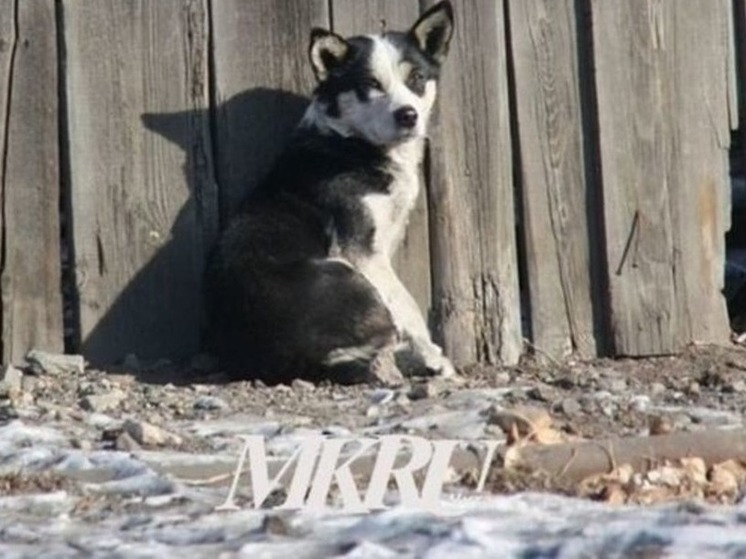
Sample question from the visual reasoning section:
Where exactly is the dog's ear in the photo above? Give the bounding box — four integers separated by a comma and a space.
309, 28, 349, 81
409, 1, 454, 64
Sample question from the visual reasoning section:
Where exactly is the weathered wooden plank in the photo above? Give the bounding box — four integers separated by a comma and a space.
0, 0, 12, 363
592, 0, 732, 355
507, 0, 596, 359
332, 0, 432, 314
63, 0, 216, 365
0, 0, 63, 363
211, 0, 329, 222
424, 0, 522, 366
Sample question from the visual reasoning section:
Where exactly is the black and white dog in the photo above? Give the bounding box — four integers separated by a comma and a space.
206, 1, 455, 384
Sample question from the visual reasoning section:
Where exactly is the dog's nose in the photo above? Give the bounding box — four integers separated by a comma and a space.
394, 106, 418, 129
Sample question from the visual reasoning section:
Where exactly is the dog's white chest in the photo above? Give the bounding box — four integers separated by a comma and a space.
363, 142, 422, 256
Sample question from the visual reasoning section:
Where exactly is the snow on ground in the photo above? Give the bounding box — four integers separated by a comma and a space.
0, 420, 745, 559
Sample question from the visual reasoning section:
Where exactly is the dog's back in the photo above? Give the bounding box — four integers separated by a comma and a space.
205, 132, 397, 383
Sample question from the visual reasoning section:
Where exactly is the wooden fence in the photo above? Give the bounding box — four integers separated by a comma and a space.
0, 0, 742, 369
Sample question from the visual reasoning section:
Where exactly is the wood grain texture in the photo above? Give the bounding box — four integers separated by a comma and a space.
0, 0, 64, 363
211, 0, 329, 222
592, 0, 731, 355
63, 0, 216, 365
424, 0, 522, 366
332, 0, 432, 314
507, 0, 596, 359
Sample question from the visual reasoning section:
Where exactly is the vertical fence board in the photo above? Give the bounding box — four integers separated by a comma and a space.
331, 0, 432, 314
592, 0, 731, 355
63, 0, 215, 365
0, 0, 12, 363
0, 0, 63, 363
211, 0, 329, 223
507, 0, 596, 359
425, 0, 522, 366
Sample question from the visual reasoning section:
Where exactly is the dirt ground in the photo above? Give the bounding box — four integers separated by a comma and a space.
4, 343, 746, 505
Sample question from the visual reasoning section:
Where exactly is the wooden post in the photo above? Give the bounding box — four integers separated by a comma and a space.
62, 0, 216, 365
591, 0, 733, 355
424, 0, 523, 366
0, 0, 64, 363
507, 0, 598, 359
331, 0, 432, 314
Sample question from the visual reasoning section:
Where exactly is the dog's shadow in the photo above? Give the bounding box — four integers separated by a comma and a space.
80, 87, 310, 384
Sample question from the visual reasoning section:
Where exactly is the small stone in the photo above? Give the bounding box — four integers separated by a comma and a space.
368, 347, 405, 387
70, 438, 93, 451
726, 380, 746, 394
395, 391, 412, 408
648, 415, 672, 435
263, 515, 290, 536
193, 395, 229, 411
650, 382, 667, 397
0, 365, 23, 395
628, 395, 651, 412
80, 389, 126, 412
20, 375, 38, 393
681, 457, 707, 484
599, 400, 616, 417
488, 405, 552, 436
370, 389, 395, 405
86, 412, 121, 430
709, 464, 739, 493
601, 484, 627, 505
291, 379, 315, 391
552, 373, 578, 390
494, 371, 511, 385
123, 419, 183, 447
190, 384, 211, 394
527, 385, 556, 403
408, 382, 437, 401
687, 382, 701, 397
26, 349, 85, 376
366, 405, 380, 418
608, 379, 627, 393
116, 431, 142, 452
559, 397, 582, 416
646, 466, 681, 487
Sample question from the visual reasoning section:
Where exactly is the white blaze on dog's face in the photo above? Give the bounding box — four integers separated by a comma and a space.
304, 1, 454, 146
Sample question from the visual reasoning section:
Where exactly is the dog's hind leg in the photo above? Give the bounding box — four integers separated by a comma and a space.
297, 259, 404, 384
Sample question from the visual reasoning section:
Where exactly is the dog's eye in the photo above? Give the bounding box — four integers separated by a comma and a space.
363, 77, 384, 91
407, 70, 426, 93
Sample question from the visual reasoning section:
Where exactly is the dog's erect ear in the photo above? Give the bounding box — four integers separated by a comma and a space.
309, 28, 349, 81
409, 1, 454, 64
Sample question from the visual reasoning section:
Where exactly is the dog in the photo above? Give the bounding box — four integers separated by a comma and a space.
206, 1, 456, 384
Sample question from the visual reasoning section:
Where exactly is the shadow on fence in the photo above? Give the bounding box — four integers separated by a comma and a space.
77, 87, 310, 382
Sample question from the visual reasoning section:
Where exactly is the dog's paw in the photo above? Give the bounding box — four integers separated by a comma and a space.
418, 344, 457, 378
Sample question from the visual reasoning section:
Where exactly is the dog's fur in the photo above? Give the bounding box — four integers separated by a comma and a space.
206, 2, 455, 384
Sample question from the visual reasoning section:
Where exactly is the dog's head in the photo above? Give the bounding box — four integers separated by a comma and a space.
304, 1, 454, 146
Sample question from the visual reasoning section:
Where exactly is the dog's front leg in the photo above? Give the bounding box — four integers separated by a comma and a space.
355, 256, 455, 377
